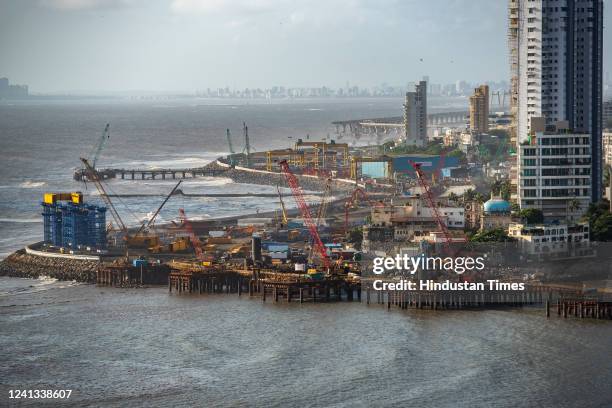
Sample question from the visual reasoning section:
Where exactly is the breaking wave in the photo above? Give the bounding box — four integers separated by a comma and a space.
0, 218, 41, 224
19, 181, 46, 188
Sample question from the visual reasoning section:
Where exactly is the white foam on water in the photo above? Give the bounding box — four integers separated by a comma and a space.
181, 177, 233, 187
35, 275, 59, 285
107, 152, 225, 170
0, 218, 42, 224
19, 180, 46, 188
0, 275, 82, 297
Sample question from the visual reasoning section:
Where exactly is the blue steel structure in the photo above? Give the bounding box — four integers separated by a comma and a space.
392, 155, 460, 177
42, 202, 106, 249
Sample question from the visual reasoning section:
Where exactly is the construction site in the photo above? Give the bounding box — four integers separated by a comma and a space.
1, 113, 609, 320
15, 118, 483, 301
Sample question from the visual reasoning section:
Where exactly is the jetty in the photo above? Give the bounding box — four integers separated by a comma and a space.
73, 166, 226, 181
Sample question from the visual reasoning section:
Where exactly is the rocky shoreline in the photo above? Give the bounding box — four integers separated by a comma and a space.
0, 250, 100, 283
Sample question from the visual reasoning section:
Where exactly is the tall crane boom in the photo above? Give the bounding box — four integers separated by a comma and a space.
277, 185, 289, 225
243, 122, 251, 166
410, 161, 453, 252
90, 123, 110, 169
226, 128, 235, 154
279, 160, 330, 269
135, 180, 182, 236
80, 157, 127, 233
315, 178, 332, 227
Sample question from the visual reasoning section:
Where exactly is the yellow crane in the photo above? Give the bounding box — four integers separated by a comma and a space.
277, 185, 289, 225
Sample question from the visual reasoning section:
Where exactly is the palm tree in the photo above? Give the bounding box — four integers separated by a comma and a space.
463, 189, 476, 203
567, 198, 581, 223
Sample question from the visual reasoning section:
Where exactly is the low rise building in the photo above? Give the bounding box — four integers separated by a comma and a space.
508, 222, 590, 257
361, 225, 394, 253
603, 132, 612, 168
370, 196, 464, 229
363, 196, 465, 250
464, 200, 482, 230
480, 195, 513, 231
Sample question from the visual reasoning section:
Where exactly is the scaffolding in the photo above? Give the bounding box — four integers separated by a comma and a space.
41, 201, 107, 249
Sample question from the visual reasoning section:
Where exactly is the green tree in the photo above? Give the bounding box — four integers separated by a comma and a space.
474, 192, 486, 203
348, 227, 363, 249
519, 208, 544, 224
583, 200, 612, 241
592, 213, 612, 241
470, 228, 515, 242
490, 180, 511, 201
463, 189, 476, 202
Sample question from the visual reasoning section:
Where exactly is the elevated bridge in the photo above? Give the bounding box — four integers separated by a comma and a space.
332, 111, 469, 138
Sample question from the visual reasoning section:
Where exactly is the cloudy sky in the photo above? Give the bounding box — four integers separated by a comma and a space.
0, 0, 609, 93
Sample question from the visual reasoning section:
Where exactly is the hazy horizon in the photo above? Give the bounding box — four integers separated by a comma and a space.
0, 0, 610, 94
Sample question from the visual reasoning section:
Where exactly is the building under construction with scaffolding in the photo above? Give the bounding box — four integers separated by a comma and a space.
41, 192, 107, 249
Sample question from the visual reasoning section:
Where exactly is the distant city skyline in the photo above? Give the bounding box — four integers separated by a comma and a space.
0, 0, 609, 94
0, 75, 514, 99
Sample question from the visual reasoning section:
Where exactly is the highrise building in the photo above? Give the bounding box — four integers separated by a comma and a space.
509, 0, 604, 218
469, 85, 490, 134
518, 121, 592, 220
403, 80, 427, 146
603, 99, 612, 129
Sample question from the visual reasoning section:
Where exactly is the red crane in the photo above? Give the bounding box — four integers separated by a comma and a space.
279, 160, 331, 269
409, 161, 454, 253
178, 208, 204, 260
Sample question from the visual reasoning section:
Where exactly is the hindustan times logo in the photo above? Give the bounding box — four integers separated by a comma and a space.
372, 254, 486, 275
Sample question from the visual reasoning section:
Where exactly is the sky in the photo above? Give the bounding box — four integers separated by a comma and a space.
0, 0, 610, 93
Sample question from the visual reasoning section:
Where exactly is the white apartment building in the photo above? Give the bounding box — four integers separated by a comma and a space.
518, 128, 591, 220
508, 222, 590, 256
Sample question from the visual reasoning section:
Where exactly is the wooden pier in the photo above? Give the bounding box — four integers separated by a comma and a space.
103, 265, 612, 320
74, 166, 227, 182
554, 298, 612, 320
97, 264, 171, 286
168, 268, 361, 303
362, 286, 551, 311
257, 278, 361, 303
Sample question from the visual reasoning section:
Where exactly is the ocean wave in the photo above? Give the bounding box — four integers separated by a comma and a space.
0, 276, 82, 298
19, 181, 46, 188
108, 154, 225, 170
0, 218, 42, 224
181, 177, 233, 187
99, 177, 234, 192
